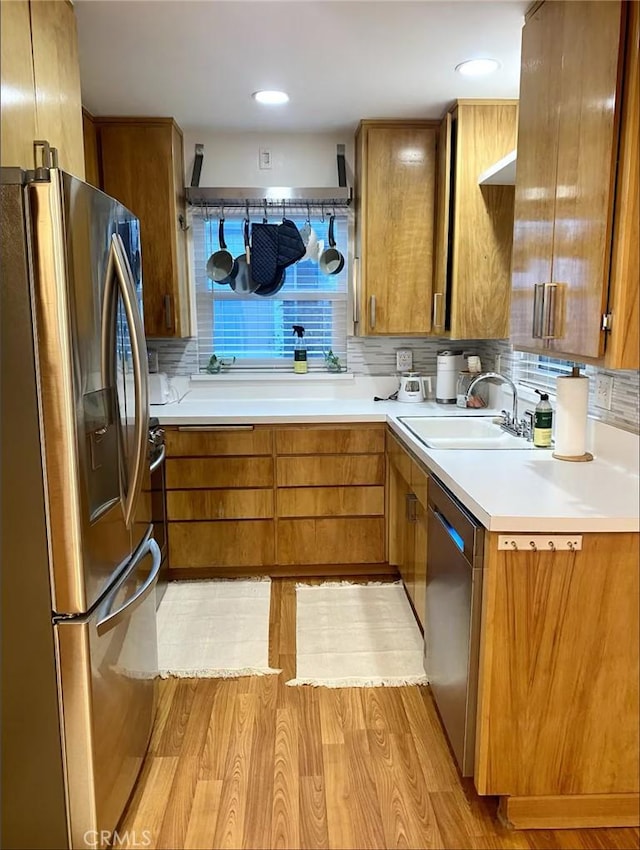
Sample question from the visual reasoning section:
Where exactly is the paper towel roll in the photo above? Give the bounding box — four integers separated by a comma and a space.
554, 372, 589, 458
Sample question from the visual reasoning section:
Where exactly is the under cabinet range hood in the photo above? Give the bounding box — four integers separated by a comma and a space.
186, 143, 352, 208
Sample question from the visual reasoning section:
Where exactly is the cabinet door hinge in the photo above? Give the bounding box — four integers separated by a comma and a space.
601, 313, 613, 331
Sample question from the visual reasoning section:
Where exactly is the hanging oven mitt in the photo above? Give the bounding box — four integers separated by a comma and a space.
250, 223, 279, 287
276, 219, 306, 270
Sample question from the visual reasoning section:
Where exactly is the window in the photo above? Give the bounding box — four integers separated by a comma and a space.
191, 210, 349, 372
517, 352, 576, 394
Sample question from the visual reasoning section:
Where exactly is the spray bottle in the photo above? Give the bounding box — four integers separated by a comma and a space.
292, 325, 307, 374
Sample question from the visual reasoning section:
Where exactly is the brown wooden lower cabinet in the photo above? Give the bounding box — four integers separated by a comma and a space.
164, 423, 388, 576
387, 430, 429, 627
476, 531, 639, 827
169, 520, 275, 569
167, 489, 274, 520
276, 485, 384, 518
277, 517, 385, 565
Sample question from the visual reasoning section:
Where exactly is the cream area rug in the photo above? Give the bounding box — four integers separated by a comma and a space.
287, 582, 428, 687
156, 579, 280, 678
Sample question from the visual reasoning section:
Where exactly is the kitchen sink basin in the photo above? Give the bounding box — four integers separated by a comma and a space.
399, 416, 537, 450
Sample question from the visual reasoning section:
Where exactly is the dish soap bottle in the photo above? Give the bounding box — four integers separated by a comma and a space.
292, 325, 307, 374
534, 390, 553, 447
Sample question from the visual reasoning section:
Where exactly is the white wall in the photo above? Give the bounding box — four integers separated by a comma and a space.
183, 130, 354, 188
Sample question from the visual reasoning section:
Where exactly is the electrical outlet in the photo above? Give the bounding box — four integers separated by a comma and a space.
595, 374, 613, 409
147, 348, 159, 374
396, 349, 413, 372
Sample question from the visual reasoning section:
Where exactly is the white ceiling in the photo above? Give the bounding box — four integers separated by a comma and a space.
75, 0, 527, 133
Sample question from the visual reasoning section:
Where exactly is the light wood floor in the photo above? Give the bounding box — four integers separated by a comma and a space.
119, 578, 640, 849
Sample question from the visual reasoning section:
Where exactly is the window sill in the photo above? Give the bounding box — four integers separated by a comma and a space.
191, 371, 355, 383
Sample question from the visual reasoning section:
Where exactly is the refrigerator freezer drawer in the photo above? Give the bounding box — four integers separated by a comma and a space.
55, 536, 159, 848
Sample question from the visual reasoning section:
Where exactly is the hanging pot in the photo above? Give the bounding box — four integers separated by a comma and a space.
318, 215, 345, 275
230, 218, 261, 294
206, 216, 237, 284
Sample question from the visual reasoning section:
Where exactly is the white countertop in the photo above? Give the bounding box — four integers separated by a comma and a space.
151, 389, 639, 534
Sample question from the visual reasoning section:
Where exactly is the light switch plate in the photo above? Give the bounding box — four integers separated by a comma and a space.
259, 148, 272, 170
396, 349, 413, 371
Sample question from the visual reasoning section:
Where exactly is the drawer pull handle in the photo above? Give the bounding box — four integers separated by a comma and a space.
177, 425, 255, 432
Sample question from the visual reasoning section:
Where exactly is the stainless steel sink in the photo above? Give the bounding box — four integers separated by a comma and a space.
399, 416, 537, 450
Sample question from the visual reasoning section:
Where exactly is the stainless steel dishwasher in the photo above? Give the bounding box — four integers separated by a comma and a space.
424, 474, 484, 777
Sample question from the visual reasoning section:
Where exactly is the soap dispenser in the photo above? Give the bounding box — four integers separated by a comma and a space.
533, 390, 553, 447
292, 325, 307, 374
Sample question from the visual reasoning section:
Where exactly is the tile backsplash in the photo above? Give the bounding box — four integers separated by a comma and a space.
479, 340, 640, 433
149, 336, 484, 378
148, 335, 639, 432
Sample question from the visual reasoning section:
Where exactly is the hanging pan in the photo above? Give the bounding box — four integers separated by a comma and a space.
318, 214, 345, 275
206, 212, 237, 284
230, 217, 261, 294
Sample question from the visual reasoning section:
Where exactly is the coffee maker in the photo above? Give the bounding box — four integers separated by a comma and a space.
436, 351, 464, 404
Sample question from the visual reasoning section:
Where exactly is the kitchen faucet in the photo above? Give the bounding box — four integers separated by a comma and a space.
465, 372, 521, 435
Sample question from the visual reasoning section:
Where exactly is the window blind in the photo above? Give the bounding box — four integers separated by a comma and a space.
191, 210, 349, 372
517, 352, 576, 393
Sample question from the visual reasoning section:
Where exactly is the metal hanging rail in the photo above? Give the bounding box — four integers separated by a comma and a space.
185, 185, 352, 208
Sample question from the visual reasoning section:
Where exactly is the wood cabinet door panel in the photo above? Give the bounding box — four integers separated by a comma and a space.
277, 455, 384, 487
432, 112, 452, 336
476, 532, 639, 797
275, 426, 384, 455
606, 0, 640, 370
99, 121, 184, 337
169, 520, 275, 568
549, 0, 623, 360
277, 518, 385, 565
29, 0, 84, 179
510, 0, 564, 350
165, 427, 273, 457
166, 457, 274, 489
277, 486, 384, 518
360, 123, 437, 335
451, 103, 518, 339
411, 502, 427, 628
0, 0, 37, 170
167, 489, 274, 520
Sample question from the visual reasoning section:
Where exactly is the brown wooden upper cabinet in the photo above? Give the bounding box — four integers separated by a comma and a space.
90, 117, 192, 338
510, 0, 638, 368
433, 100, 518, 340
354, 121, 438, 335
1, 0, 84, 178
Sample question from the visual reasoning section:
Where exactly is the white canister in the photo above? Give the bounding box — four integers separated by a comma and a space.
436, 351, 464, 404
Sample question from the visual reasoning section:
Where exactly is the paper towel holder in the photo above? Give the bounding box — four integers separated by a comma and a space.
552, 365, 594, 462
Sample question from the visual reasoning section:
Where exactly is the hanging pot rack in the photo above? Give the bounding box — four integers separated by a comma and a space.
185, 143, 352, 210
185, 185, 352, 211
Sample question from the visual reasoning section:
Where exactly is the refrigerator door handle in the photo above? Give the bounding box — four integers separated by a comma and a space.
102, 233, 149, 529
97, 537, 161, 636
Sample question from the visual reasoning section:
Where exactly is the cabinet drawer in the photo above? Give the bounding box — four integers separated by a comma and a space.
277, 486, 384, 518
167, 489, 274, 520
277, 455, 384, 487
165, 427, 273, 457
277, 518, 385, 565
275, 426, 384, 455
166, 457, 274, 489
169, 520, 275, 568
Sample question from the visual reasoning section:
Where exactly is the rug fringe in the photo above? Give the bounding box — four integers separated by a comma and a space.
285, 675, 428, 688
158, 666, 282, 680
165, 576, 271, 585
295, 580, 402, 589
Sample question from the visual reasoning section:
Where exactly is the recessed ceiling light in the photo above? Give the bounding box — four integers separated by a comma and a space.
252, 90, 289, 105
455, 58, 501, 77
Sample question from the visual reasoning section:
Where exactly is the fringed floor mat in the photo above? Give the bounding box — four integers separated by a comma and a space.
156, 579, 280, 678
287, 581, 427, 687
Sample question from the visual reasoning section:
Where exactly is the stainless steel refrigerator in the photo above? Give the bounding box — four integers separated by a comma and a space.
1, 164, 159, 849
